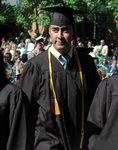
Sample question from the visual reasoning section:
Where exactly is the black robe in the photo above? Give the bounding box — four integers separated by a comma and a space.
0, 83, 34, 150
92, 100, 118, 150
18, 49, 100, 150
86, 73, 118, 150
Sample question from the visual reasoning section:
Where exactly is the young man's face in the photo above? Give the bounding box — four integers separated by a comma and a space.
49, 25, 73, 54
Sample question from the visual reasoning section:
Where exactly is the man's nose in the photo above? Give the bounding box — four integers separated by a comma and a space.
58, 30, 63, 38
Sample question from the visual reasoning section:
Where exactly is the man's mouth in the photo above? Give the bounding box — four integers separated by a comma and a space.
57, 40, 65, 45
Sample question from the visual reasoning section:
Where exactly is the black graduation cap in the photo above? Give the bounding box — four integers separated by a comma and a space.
40, 6, 85, 27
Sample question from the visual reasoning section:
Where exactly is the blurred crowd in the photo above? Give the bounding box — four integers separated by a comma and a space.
0, 34, 52, 84
76, 37, 118, 80
0, 33, 118, 84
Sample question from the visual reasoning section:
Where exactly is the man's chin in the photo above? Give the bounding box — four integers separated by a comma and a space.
55, 45, 65, 51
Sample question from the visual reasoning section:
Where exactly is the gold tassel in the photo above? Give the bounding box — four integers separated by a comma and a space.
80, 132, 84, 148
55, 99, 61, 115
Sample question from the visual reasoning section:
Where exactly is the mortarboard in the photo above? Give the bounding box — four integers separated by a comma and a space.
40, 6, 85, 27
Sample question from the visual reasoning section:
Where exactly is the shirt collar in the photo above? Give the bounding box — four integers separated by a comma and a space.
50, 44, 73, 59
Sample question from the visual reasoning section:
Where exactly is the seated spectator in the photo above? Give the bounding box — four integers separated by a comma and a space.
15, 37, 20, 46
110, 55, 117, 65
19, 42, 27, 57
1, 37, 8, 49
44, 38, 52, 50
15, 64, 25, 84
87, 40, 93, 48
99, 39, 109, 57
110, 69, 118, 76
97, 67, 107, 80
18, 64, 24, 76
10, 43, 17, 60
27, 43, 35, 54
76, 37, 84, 47
43, 37, 49, 50
4, 47, 10, 56
95, 47, 104, 66
4, 53, 14, 68
20, 54, 28, 65
99, 57, 109, 73
9, 41, 15, 51
109, 59, 118, 73
12, 55, 21, 79
32, 37, 45, 56
25, 38, 31, 51
6, 68, 15, 84
14, 50, 21, 57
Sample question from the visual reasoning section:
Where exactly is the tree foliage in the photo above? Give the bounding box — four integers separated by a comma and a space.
36, 0, 118, 27
0, 0, 118, 29
0, 3, 28, 29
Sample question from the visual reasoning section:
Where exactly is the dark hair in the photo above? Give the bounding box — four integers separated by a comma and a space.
6, 52, 12, 58
100, 57, 108, 65
21, 54, 28, 63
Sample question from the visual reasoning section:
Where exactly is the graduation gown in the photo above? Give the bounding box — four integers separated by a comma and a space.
18, 49, 100, 150
0, 83, 34, 150
86, 73, 118, 150
92, 99, 118, 150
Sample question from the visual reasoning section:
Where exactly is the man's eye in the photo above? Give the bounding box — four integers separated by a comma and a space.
52, 28, 58, 32
62, 28, 69, 33
63, 30, 69, 33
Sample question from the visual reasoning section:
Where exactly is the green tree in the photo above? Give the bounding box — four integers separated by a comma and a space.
36, 0, 118, 43
0, 0, 117, 42
0, 3, 28, 29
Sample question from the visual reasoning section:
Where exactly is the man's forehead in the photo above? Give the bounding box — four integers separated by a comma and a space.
50, 25, 72, 29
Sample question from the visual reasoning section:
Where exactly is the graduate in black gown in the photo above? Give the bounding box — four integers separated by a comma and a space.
0, 51, 34, 150
18, 6, 100, 150
86, 73, 118, 150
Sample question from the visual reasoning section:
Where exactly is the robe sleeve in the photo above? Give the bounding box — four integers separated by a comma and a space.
18, 61, 40, 103
7, 88, 34, 150
85, 78, 112, 150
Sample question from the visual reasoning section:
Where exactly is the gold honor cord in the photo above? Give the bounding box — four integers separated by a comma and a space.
48, 47, 61, 115
73, 48, 84, 149
48, 47, 84, 148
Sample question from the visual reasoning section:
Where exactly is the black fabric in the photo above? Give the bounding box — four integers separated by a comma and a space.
50, 12, 73, 26
92, 100, 118, 150
18, 49, 100, 150
86, 73, 118, 150
0, 83, 34, 150
40, 6, 85, 27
